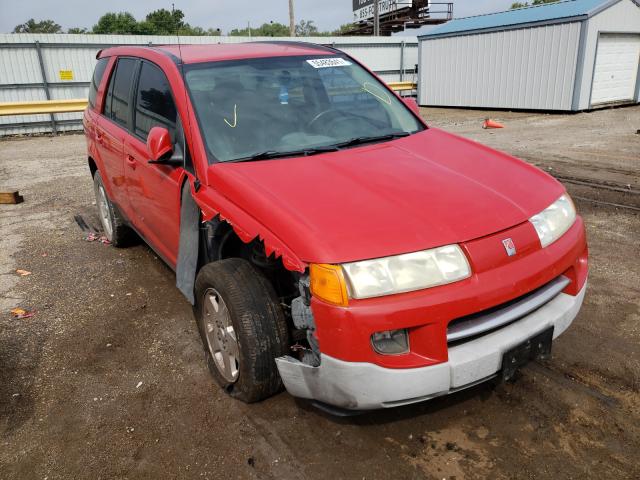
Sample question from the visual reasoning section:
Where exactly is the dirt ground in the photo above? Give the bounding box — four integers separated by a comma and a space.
1, 106, 639, 480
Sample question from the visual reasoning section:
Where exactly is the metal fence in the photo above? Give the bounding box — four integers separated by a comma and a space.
0, 33, 419, 136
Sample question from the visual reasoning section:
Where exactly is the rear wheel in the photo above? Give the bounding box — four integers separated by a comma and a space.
194, 258, 289, 402
93, 171, 133, 247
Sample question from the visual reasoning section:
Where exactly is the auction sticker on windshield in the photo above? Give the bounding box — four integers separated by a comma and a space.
306, 58, 352, 68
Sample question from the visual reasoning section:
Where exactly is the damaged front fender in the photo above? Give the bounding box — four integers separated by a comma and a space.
192, 184, 306, 273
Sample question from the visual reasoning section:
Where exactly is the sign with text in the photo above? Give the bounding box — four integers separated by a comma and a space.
352, 0, 409, 22
306, 58, 352, 68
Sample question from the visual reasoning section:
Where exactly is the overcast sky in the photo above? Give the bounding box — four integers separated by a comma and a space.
0, 0, 515, 34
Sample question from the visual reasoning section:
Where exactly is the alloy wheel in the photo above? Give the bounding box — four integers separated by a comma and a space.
96, 184, 113, 240
203, 288, 240, 383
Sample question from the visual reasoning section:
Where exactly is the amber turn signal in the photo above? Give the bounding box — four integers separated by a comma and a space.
309, 264, 349, 307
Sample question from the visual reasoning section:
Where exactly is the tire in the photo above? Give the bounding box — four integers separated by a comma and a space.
194, 258, 289, 403
93, 171, 133, 247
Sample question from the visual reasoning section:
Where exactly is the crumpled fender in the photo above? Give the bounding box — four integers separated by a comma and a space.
192, 184, 306, 273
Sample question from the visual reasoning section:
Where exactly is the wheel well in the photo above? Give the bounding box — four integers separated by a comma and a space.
88, 157, 98, 177
199, 217, 314, 363
200, 218, 299, 303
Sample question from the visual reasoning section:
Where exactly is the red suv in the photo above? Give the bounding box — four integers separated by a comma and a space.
83, 42, 588, 412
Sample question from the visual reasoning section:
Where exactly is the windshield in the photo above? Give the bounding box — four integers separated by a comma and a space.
184, 55, 424, 162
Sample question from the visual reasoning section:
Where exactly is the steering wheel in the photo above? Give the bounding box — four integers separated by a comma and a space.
307, 109, 344, 130
307, 109, 376, 136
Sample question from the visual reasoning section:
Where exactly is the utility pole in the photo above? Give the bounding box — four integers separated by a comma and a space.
289, 0, 295, 37
373, 0, 380, 36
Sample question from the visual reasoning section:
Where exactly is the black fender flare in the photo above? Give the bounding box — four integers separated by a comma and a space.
176, 180, 200, 304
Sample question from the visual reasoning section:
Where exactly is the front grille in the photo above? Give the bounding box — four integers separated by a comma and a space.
447, 276, 570, 344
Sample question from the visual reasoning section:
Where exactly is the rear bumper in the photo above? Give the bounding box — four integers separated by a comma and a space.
276, 282, 586, 410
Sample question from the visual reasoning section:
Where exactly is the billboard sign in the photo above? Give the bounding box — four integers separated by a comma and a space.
352, 0, 406, 22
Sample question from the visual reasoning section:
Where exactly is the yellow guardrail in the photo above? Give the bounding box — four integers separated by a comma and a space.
387, 81, 417, 92
0, 99, 88, 116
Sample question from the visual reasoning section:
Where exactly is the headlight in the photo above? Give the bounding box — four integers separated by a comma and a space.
529, 194, 576, 248
341, 245, 471, 299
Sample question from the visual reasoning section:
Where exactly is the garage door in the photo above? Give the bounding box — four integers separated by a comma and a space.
591, 33, 640, 105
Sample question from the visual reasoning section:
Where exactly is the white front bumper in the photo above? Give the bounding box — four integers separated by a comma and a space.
275, 282, 587, 410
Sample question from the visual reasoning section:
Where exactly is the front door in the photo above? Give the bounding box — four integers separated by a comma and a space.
124, 60, 183, 266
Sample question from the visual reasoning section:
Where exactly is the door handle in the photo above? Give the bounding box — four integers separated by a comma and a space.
126, 154, 137, 169
96, 131, 104, 145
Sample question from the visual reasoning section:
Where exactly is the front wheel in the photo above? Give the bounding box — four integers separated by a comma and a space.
194, 258, 289, 403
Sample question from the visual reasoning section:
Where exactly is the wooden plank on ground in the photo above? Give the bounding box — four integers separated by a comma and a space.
0, 190, 24, 204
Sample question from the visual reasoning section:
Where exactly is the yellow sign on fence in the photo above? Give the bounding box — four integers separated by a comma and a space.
59, 70, 74, 81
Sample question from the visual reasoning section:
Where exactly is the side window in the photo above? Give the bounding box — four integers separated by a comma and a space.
103, 58, 137, 128
88, 58, 109, 109
134, 62, 177, 140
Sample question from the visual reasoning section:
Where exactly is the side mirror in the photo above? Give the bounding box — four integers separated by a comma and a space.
403, 97, 420, 116
147, 126, 173, 162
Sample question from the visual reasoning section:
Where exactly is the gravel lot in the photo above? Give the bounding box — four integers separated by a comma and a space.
1, 106, 639, 479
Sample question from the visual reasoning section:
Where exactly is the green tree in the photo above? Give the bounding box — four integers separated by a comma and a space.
331, 23, 356, 36
144, 8, 184, 35
176, 25, 216, 36
511, 0, 559, 8
67, 27, 88, 34
91, 10, 217, 36
295, 19, 319, 37
183, 26, 206, 35
229, 22, 290, 37
92, 12, 139, 34
13, 19, 62, 33
228, 27, 243, 36
137, 9, 209, 35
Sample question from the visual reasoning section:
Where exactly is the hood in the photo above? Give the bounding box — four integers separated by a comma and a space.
207, 128, 564, 264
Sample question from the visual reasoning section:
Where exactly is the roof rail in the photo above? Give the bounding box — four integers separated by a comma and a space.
251, 40, 339, 54
147, 45, 182, 65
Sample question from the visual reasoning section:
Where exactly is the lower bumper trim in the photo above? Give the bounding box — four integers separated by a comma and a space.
276, 282, 587, 411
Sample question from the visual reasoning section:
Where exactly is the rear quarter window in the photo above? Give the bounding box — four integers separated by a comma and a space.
88, 57, 109, 109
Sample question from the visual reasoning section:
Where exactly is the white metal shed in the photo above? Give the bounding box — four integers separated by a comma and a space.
417, 0, 640, 111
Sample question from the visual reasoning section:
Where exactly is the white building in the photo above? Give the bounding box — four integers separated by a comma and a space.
417, 0, 640, 111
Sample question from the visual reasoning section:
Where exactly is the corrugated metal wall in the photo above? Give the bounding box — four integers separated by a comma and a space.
0, 34, 418, 135
418, 22, 582, 110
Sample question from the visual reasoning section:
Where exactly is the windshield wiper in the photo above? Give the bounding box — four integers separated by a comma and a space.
332, 132, 411, 149
229, 132, 410, 163
231, 145, 339, 163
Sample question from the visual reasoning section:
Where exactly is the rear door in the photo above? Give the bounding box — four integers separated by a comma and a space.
591, 33, 640, 105
95, 57, 139, 216
124, 60, 183, 265
84, 57, 110, 168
